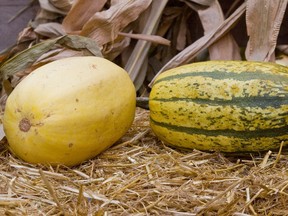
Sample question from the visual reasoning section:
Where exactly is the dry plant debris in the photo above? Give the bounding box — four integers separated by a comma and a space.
0, 109, 288, 215
1, 0, 287, 94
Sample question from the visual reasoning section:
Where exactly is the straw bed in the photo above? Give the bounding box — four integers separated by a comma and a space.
0, 108, 288, 215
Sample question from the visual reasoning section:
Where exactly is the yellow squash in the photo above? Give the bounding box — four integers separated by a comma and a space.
3, 56, 136, 166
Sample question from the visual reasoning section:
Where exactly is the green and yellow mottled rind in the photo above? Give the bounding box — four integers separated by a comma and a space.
149, 61, 288, 152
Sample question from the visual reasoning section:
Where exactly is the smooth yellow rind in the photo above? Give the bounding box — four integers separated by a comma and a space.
3, 56, 136, 166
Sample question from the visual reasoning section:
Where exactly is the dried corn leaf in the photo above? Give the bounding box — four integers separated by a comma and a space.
49, 0, 73, 12
102, 35, 131, 60
35, 48, 86, 64
175, 7, 189, 51
62, 0, 107, 33
57, 35, 102, 57
34, 35, 103, 66
188, 0, 214, 6
34, 22, 65, 38
245, 0, 288, 61
0, 124, 5, 141
124, 0, 168, 90
33, 7, 62, 24
17, 27, 37, 44
0, 35, 102, 84
196, 0, 241, 60
0, 37, 64, 82
118, 32, 170, 46
277, 45, 288, 55
155, 7, 182, 42
149, 2, 246, 86
80, 0, 152, 46
38, 0, 68, 15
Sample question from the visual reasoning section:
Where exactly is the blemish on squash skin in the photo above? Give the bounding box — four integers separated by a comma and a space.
76, 98, 79, 102
68, 143, 74, 148
35, 122, 44, 127
19, 118, 31, 132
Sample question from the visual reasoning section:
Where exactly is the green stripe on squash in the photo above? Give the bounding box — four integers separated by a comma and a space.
150, 118, 288, 138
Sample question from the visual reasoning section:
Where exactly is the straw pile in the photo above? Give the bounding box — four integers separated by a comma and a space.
0, 108, 287, 215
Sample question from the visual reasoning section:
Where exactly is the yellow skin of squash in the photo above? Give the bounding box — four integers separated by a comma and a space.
3, 56, 136, 166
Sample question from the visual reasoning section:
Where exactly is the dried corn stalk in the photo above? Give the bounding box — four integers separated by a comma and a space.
79, 0, 152, 46
196, 0, 241, 60
245, 0, 288, 61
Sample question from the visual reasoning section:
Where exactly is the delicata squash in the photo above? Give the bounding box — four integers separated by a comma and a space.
149, 61, 288, 152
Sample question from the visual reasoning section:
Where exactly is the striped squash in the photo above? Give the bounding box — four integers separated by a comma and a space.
149, 61, 288, 152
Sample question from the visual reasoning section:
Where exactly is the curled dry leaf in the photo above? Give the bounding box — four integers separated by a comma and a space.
176, 7, 189, 51
33, 48, 77, 64
58, 35, 103, 57
102, 36, 131, 61
34, 22, 66, 38
0, 37, 65, 82
155, 7, 183, 41
38, 0, 68, 15
277, 45, 288, 54
17, 27, 37, 44
0, 35, 102, 86
48, 0, 73, 13
188, 0, 215, 6
80, 0, 152, 46
62, 0, 107, 33
196, 0, 241, 60
33, 7, 63, 25
245, 0, 288, 61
